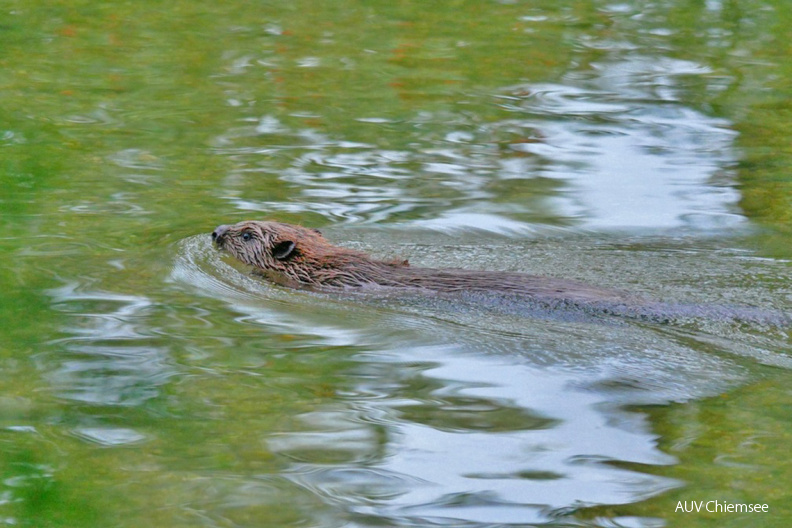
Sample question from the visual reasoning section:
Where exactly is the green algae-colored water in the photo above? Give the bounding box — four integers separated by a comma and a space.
2, 1, 792, 526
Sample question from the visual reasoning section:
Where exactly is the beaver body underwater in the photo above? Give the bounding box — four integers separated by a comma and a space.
211, 220, 788, 324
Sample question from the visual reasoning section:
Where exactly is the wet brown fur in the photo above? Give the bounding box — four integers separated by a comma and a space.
212, 220, 632, 305
211, 220, 792, 325
212, 220, 792, 327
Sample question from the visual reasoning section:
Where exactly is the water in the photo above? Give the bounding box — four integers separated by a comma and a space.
2, 1, 792, 526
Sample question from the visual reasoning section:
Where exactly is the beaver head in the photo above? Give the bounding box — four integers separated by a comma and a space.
212, 220, 406, 288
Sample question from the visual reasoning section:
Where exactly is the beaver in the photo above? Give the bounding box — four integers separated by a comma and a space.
211, 220, 788, 324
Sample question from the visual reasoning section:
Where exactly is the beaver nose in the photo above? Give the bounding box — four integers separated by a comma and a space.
212, 225, 230, 243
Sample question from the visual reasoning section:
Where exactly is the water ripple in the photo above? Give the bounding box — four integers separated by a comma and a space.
211, 53, 745, 235
44, 283, 174, 407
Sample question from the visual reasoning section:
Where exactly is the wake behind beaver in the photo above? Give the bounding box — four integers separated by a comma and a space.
211, 220, 790, 326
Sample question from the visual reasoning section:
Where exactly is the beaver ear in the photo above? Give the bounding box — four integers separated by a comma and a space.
272, 240, 296, 260
312, 228, 323, 237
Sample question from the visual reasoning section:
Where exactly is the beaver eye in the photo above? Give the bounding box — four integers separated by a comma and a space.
241, 231, 253, 241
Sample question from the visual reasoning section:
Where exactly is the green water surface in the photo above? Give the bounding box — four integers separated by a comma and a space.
1, 1, 791, 527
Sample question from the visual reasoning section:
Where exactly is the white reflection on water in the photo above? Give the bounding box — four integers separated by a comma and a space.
44, 283, 174, 408
276, 347, 682, 526
498, 56, 742, 231
214, 55, 744, 235
73, 426, 148, 446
